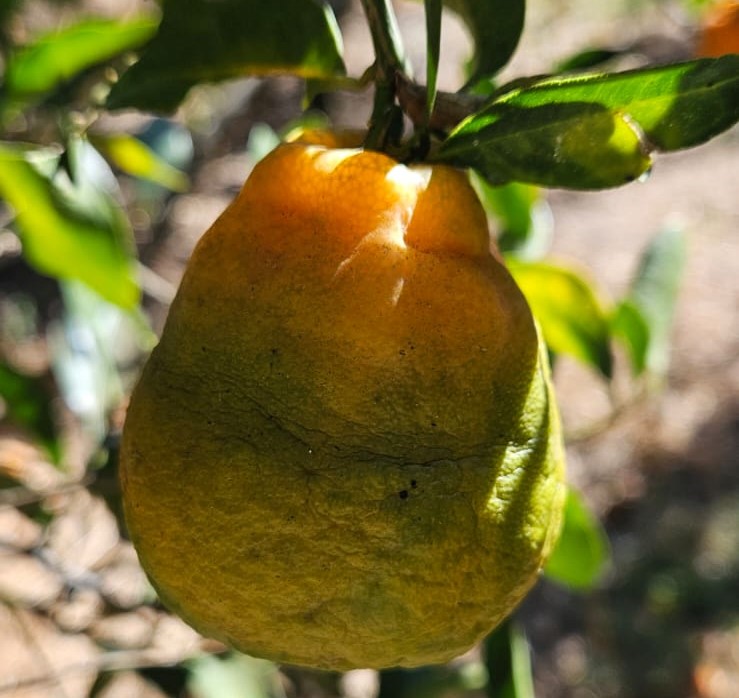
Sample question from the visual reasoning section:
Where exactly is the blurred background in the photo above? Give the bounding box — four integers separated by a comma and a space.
0, 1, 737, 696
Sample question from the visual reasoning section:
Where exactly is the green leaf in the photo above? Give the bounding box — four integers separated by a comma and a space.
445, 0, 526, 86
0, 140, 140, 308
0, 362, 60, 463
90, 133, 190, 192
484, 620, 534, 698
610, 298, 651, 375
187, 653, 280, 698
517, 56, 739, 151
438, 57, 739, 189
623, 227, 686, 376
470, 172, 551, 257
555, 47, 625, 73
544, 487, 609, 590
439, 100, 651, 189
106, 0, 345, 113
3, 17, 157, 104
425, 0, 443, 123
507, 259, 613, 376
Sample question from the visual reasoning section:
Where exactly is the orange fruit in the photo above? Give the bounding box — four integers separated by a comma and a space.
696, 1, 739, 57
120, 140, 566, 670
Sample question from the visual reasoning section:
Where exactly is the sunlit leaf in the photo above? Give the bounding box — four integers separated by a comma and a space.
623, 227, 686, 376
545, 487, 610, 590
91, 133, 190, 192
507, 56, 739, 151
107, 0, 345, 112
446, 0, 526, 85
0, 140, 140, 308
439, 101, 650, 189
0, 362, 60, 463
438, 57, 739, 189
3, 17, 157, 104
507, 259, 613, 376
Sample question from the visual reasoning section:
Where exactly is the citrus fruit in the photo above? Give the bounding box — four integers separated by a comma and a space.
120, 140, 566, 670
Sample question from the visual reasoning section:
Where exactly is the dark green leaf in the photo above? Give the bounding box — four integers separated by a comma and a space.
377, 663, 487, 697
495, 57, 739, 150
3, 17, 157, 103
556, 47, 625, 73
445, 0, 526, 85
544, 487, 609, 590
484, 620, 534, 698
624, 227, 686, 376
507, 259, 613, 376
610, 298, 651, 375
438, 100, 651, 189
438, 57, 739, 188
0, 362, 60, 463
0, 140, 140, 308
425, 0, 443, 122
106, 0, 345, 113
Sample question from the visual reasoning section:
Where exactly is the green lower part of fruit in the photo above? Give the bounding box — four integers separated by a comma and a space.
121, 330, 564, 670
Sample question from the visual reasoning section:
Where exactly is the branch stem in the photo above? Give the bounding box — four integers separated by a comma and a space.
395, 73, 485, 132
359, 0, 408, 150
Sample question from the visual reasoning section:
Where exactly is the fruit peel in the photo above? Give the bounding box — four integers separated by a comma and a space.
121, 142, 566, 670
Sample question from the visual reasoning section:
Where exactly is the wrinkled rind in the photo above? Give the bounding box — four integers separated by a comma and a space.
120, 143, 566, 670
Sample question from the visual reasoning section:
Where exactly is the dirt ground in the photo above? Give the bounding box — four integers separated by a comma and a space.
0, 1, 737, 697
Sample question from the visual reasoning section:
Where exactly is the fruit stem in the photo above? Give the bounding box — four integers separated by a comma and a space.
360, 0, 409, 150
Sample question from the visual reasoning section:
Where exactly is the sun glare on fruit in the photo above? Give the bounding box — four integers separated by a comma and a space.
386, 163, 431, 193
310, 147, 358, 173
390, 277, 405, 306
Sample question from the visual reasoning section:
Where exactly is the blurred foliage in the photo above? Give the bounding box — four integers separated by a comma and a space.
187, 654, 286, 698
2, 17, 156, 113
508, 258, 614, 377
0, 138, 140, 308
616, 226, 687, 378
545, 487, 610, 590
0, 359, 59, 461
